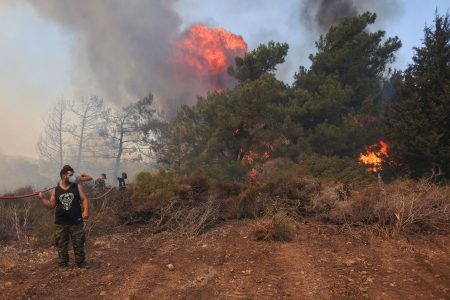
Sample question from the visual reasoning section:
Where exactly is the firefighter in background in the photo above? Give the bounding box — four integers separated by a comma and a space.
94, 173, 107, 194
117, 172, 128, 190
92, 173, 107, 207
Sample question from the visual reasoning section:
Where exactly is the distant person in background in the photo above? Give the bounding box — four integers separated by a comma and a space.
117, 172, 128, 190
92, 173, 107, 208
39, 164, 89, 268
94, 173, 107, 194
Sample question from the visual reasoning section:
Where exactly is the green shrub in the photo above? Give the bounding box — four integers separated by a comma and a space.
221, 169, 321, 219
184, 160, 249, 181
299, 153, 373, 185
132, 170, 179, 210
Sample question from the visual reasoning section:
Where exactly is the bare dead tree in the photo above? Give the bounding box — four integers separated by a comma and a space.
36, 98, 74, 169
99, 94, 160, 180
69, 96, 104, 171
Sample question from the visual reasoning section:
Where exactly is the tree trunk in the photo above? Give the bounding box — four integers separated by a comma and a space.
113, 119, 125, 182
76, 107, 89, 171
58, 101, 64, 168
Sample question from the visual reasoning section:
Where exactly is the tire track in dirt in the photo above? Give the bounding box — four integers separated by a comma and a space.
110, 221, 332, 299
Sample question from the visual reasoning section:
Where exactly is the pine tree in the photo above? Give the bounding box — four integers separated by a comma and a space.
228, 41, 289, 82
387, 13, 450, 178
290, 12, 401, 157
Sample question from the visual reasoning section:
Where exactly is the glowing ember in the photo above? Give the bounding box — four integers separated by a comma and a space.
359, 140, 388, 173
243, 151, 259, 165
174, 24, 247, 90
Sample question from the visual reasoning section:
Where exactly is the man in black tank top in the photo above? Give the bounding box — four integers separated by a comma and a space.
39, 165, 90, 268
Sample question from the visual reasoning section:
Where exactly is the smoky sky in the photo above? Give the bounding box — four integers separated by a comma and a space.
27, 0, 184, 114
301, 0, 401, 33
26, 0, 403, 117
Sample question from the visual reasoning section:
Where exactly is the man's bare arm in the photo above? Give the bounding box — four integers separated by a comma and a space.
39, 189, 56, 209
77, 173, 93, 182
78, 184, 89, 220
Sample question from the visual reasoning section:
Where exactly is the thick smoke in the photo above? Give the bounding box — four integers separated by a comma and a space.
301, 0, 400, 33
27, 0, 187, 114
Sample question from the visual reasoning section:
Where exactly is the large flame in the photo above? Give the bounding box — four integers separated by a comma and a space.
173, 24, 247, 91
359, 140, 388, 173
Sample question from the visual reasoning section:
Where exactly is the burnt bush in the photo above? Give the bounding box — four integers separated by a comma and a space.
252, 211, 296, 242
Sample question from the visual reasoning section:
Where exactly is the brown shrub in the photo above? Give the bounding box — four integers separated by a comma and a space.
0, 205, 13, 241
210, 180, 244, 199
252, 211, 296, 242
323, 180, 450, 235
306, 181, 351, 215
221, 187, 270, 219
180, 172, 210, 201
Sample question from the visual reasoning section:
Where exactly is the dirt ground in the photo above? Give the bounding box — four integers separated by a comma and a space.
1, 220, 449, 300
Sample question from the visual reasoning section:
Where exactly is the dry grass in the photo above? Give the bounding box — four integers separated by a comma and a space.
321, 179, 450, 235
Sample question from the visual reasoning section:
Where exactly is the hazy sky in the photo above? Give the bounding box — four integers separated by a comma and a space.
0, 0, 448, 158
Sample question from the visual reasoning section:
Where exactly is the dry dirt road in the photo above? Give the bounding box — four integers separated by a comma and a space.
1, 220, 449, 299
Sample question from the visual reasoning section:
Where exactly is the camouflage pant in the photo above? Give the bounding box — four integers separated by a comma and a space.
54, 223, 85, 266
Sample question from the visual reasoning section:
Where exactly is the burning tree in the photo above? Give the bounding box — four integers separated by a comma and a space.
162, 38, 291, 175
291, 12, 401, 158
159, 13, 404, 183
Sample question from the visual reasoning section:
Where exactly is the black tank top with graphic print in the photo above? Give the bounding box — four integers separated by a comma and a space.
54, 183, 83, 225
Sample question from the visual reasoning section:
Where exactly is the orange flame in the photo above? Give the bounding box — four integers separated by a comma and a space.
239, 141, 281, 179
359, 140, 388, 173
249, 168, 257, 180
174, 24, 247, 91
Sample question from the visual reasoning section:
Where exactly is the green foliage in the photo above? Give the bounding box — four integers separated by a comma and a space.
290, 12, 401, 157
222, 168, 321, 219
299, 153, 373, 185
386, 13, 450, 178
163, 72, 289, 172
228, 41, 289, 82
156, 12, 447, 183
185, 162, 248, 182
132, 170, 179, 209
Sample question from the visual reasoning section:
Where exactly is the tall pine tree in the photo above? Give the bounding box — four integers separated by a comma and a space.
387, 13, 450, 178
291, 12, 401, 157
